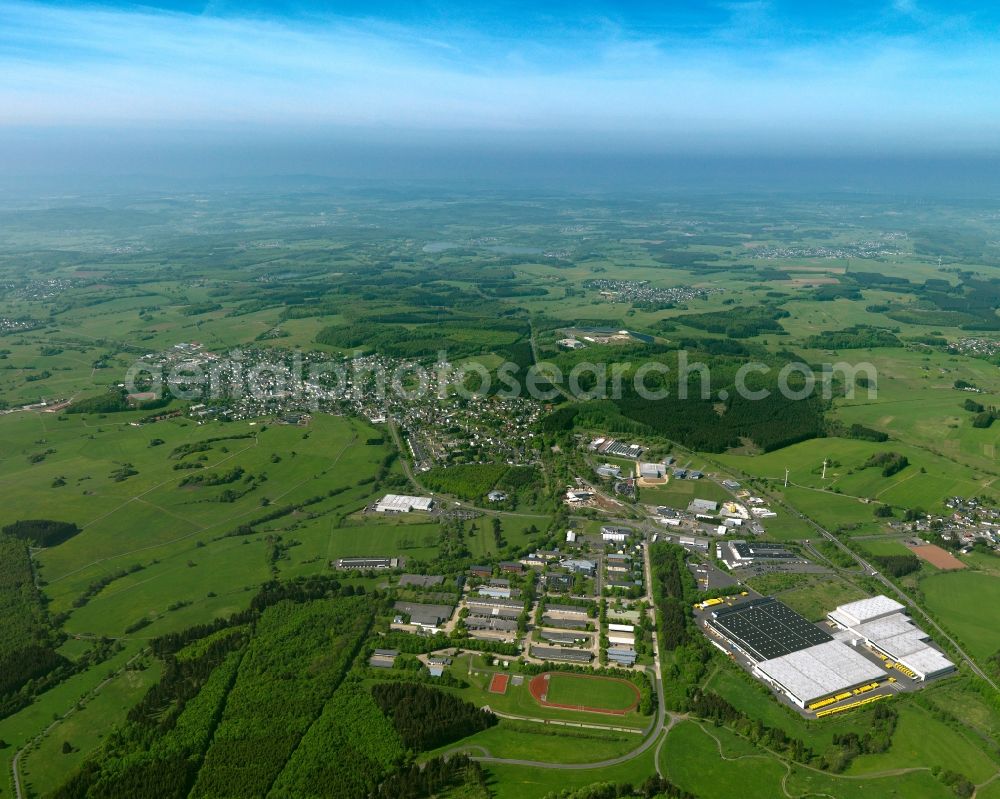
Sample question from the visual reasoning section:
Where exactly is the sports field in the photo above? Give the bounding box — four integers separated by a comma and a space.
489, 673, 510, 694
528, 672, 640, 715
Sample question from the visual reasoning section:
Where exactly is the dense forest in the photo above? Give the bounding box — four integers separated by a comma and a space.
802, 326, 901, 349
0, 534, 66, 706
268, 681, 406, 798
371, 681, 498, 751
1, 518, 80, 546
53, 593, 374, 799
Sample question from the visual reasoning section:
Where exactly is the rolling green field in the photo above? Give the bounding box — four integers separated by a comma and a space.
919, 570, 1000, 661
6, 187, 1000, 798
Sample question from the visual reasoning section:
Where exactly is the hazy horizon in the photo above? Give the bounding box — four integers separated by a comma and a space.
3, 0, 1000, 191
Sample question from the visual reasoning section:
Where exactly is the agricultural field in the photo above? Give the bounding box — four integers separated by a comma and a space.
919, 570, 1000, 662
5, 186, 1000, 798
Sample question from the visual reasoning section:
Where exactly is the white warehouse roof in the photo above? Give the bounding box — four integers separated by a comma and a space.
830, 596, 905, 627
375, 494, 434, 513
755, 640, 885, 708
834, 608, 956, 681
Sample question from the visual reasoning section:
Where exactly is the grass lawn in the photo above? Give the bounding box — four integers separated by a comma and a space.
485, 734, 660, 799
19, 657, 163, 797
542, 672, 639, 712
660, 721, 788, 799
919, 570, 1000, 661
0, 642, 145, 799
640, 479, 731, 509
716, 436, 998, 517
704, 664, 869, 752
857, 538, 915, 557
847, 702, 999, 783
425, 719, 639, 764
775, 574, 867, 622
664, 718, 956, 799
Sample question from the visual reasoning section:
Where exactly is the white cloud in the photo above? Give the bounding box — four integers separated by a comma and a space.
0, 0, 997, 152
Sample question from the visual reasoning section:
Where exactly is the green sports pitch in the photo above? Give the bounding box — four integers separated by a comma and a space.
533, 672, 640, 713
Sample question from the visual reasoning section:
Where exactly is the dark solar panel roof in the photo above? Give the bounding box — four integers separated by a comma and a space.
731, 542, 798, 560
709, 597, 831, 661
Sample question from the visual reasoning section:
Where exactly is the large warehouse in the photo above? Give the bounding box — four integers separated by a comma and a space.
708, 597, 832, 661
828, 597, 956, 681
374, 494, 434, 513
707, 597, 886, 709
753, 641, 885, 709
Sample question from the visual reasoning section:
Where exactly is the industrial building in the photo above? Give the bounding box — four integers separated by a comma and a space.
828, 597, 956, 680
466, 616, 518, 633
754, 640, 885, 709
678, 535, 710, 552
707, 598, 886, 709
601, 525, 632, 542
720, 540, 803, 568
708, 597, 833, 662
704, 594, 955, 711
546, 603, 590, 618
607, 647, 637, 666
688, 498, 719, 514
530, 645, 594, 663
369, 649, 399, 669
398, 574, 444, 588
374, 494, 434, 513
638, 462, 666, 481
602, 440, 645, 459
540, 630, 592, 646
542, 614, 588, 630
335, 557, 398, 570
393, 601, 454, 629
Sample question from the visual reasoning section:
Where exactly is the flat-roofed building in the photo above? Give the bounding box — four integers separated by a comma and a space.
639, 462, 665, 479
688, 498, 719, 514
753, 640, 885, 709
530, 645, 593, 663
561, 558, 596, 575
542, 614, 588, 630
601, 526, 632, 542
393, 601, 454, 629
828, 596, 905, 628
374, 494, 434, 513
335, 557, 397, 570
828, 597, 956, 681
546, 603, 590, 617
398, 574, 444, 588
608, 647, 637, 666
369, 649, 399, 668
540, 630, 592, 645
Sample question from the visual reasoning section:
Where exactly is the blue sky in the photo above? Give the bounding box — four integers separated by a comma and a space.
1, 0, 999, 169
